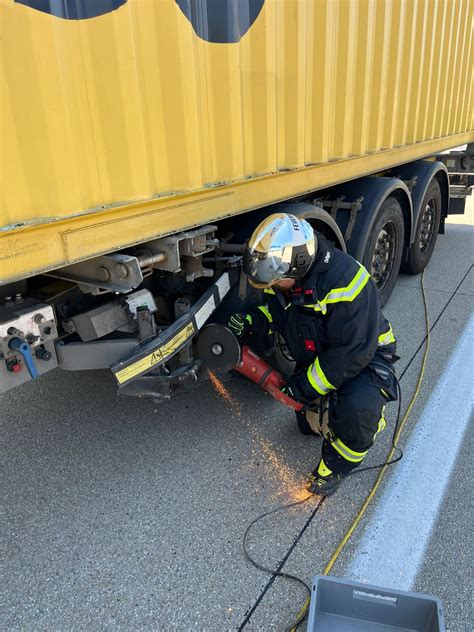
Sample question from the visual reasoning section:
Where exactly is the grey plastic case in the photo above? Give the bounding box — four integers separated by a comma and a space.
307, 576, 445, 632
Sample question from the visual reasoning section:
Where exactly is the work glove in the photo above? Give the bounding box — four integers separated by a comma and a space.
282, 372, 322, 406
228, 312, 252, 338
280, 379, 314, 405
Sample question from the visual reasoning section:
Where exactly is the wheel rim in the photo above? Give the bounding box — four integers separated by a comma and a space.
419, 198, 437, 254
371, 221, 397, 292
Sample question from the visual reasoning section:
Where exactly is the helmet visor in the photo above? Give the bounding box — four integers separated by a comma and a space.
243, 247, 290, 286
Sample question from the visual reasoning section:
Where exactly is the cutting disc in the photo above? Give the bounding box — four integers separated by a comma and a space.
196, 324, 241, 372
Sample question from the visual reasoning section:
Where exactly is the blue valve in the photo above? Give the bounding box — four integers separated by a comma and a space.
9, 337, 39, 379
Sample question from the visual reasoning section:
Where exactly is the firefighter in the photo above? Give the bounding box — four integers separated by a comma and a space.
228, 213, 398, 496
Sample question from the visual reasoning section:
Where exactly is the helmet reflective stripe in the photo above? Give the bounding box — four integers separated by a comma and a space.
243, 213, 317, 286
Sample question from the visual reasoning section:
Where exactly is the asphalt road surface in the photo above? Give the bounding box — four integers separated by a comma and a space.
2, 199, 473, 631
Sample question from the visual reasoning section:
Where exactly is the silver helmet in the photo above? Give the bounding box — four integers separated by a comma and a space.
243, 213, 317, 287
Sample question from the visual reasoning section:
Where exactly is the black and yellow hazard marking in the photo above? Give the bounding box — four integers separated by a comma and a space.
114, 322, 195, 385
111, 272, 235, 386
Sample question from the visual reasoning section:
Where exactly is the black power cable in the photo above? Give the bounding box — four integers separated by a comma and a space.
242, 268, 434, 630
242, 374, 404, 630
243, 498, 315, 596
241, 496, 323, 632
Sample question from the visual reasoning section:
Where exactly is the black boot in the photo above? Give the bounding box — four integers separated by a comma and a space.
306, 459, 343, 496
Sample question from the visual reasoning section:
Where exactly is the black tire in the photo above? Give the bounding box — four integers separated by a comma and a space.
402, 179, 442, 275
264, 333, 296, 380
362, 196, 405, 306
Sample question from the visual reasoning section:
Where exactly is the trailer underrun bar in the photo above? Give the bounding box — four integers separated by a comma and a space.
111, 272, 236, 386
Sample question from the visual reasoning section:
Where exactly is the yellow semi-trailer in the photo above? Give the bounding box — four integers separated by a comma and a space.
0, 0, 473, 396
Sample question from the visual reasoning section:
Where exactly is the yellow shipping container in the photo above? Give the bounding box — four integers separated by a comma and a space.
1, 0, 473, 284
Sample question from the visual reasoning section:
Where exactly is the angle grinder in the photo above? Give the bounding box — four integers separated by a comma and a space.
196, 324, 303, 411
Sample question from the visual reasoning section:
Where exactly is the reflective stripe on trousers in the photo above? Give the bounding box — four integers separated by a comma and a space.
330, 407, 386, 464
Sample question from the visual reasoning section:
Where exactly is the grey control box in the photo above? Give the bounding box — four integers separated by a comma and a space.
0, 299, 58, 392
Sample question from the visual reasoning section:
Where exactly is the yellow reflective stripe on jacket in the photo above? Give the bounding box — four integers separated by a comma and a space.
331, 437, 368, 463
324, 264, 370, 304
307, 357, 336, 395
257, 305, 273, 323
378, 325, 396, 346
303, 301, 327, 314
264, 287, 276, 295
302, 264, 371, 314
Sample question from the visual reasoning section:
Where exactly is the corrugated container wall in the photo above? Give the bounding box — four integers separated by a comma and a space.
1, 0, 473, 283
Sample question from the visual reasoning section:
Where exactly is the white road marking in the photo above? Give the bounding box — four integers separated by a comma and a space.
346, 315, 474, 590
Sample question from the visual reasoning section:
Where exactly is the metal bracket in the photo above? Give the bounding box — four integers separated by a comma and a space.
330, 196, 345, 221
174, 296, 193, 364
401, 176, 418, 193
436, 145, 474, 174
450, 183, 473, 199
345, 197, 364, 241
142, 225, 219, 281
317, 196, 364, 241
56, 338, 137, 370
118, 361, 205, 400
47, 253, 144, 295
238, 269, 248, 300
